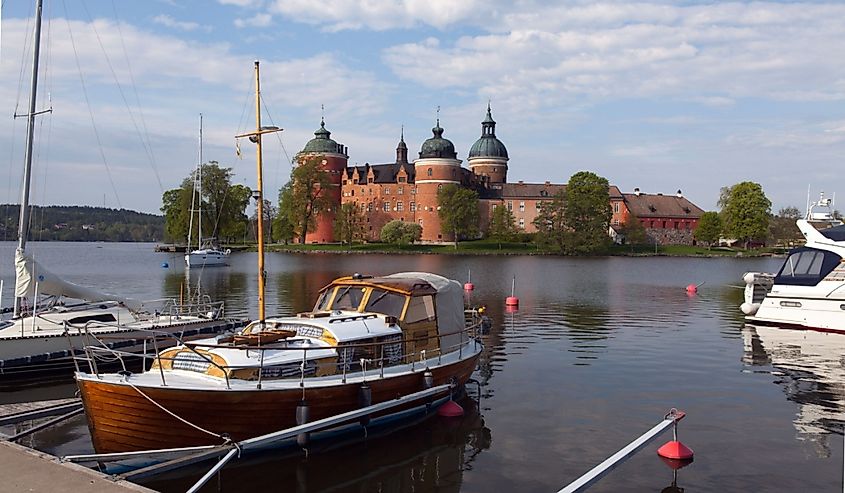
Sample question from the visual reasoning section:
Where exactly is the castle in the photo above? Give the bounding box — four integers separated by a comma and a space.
294, 106, 704, 245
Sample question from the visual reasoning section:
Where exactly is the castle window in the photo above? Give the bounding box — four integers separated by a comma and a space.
350, 190, 355, 197
367, 203, 373, 212
368, 189, 372, 195
614, 202, 620, 213
368, 177, 373, 183
674, 222, 680, 229
427, 168, 432, 177
518, 218, 525, 229
410, 201, 416, 212
411, 187, 416, 195
398, 187, 403, 195
507, 201, 513, 211
519, 201, 525, 212
343, 180, 347, 185
353, 179, 358, 184
419, 219, 423, 227
385, 187, 390, 195
383, 202, 390, 212
437, 184, 442, 191
397, 201, 404, 212
399, 177, 406, 183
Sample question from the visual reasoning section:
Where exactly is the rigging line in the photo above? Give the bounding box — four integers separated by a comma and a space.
12, 0, 35, 118
259, 96, 291, 194
34, 7, 55, 242
61, 0, 124, 216
235, 68, 254, 137
108, 0, 163, 193
79, 0, 163, 193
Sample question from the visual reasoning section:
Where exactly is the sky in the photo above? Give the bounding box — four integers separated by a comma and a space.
1, 0, 844, 216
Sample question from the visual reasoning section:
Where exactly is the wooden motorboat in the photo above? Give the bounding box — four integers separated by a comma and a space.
76, 272, 483, 453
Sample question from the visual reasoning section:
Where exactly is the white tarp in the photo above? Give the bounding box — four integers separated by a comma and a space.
14, 249, 140, 310
384, 272, 467, 352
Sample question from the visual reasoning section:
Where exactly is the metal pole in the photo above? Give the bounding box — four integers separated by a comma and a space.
186, 447, 238, 493
13, 0, 44, 318
558, 415, 678, 493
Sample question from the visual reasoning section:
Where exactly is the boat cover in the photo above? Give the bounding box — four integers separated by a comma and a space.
14, 249, 140, 310
385, 272, 466, 352
820, 224, 845, 242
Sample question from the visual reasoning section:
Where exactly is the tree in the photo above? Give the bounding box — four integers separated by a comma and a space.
487, 204, 517, 248
159, 162, 250, 244
380, 220, 422, 246
533, 190, 568, 252
563, 171, 612, 254
769, 206, 802, 246
273, 183, 296, 244
694, 211, 722, 249
282, 156, 333, 244
621, 213, 648, 245
334, 203, 367, 246
251, 199, 276, 242
719, 181, 771, 249
437, 184, 479, 248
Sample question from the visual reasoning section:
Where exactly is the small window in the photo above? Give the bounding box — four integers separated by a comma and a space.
368, 177, 373, 183
427, 168, 432, 177
364, 289, 406, 318
507, 201, 513, 211
399, 177, 406, 183
410, 201, 416, 212
383, 202, 390, 212
614, 202, 620, 213
331, 286, 366, 311
519, 201, 525, 212
518, 218, 525, 229
398, 187, 404, 195
438, 184, 442, 191
385, 187, 390, 195
397, 201, 404, 211
367, 203, 373, 212
405, 295, 436, 323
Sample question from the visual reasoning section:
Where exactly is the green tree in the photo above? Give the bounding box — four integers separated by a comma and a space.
487, 204, 517, 248
282, 156, 333, 244
694, 211, 722, 249
533, 190, 568, 252
437, 184, 479, 248
334, 203, 367, 246
621, 213, 648, 245
380, 220, 422, 246
769, 206, 802, 246
719, 181, 771, 249
161, 187, 192, 243
563, 171, 611, 254
273, 183, 296, 244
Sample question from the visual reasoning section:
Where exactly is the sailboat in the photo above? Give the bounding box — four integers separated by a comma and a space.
185, 114, 230, 268
75, 61, 484, 454
0, 0, 239, 384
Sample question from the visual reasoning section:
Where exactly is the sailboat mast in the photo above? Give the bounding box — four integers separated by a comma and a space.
13, 0, 44, 318
254, 61, 266, 323
198, 113, 203, 247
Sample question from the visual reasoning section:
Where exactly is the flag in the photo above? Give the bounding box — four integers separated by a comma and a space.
235, 140, 241, 159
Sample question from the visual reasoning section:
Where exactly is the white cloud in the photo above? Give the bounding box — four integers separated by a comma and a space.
381, 2, 845, 107
234, 13, 273, 28
152, 14, 211, 32
218, 0, 264, 7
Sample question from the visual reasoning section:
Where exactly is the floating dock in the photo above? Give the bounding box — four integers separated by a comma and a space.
0, 441, 153, 492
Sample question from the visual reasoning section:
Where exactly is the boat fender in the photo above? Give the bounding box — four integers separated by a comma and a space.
358, 383, 372, 426
225, 249, 232, 255
295, 400, 310, 447
423, 369, 434, 389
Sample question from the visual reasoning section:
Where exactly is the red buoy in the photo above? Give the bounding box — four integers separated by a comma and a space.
685, 284, 697, 294
657, 440, 694, 460
505, 296, 519, 306
437, 400, 464, 417
464, 282, 474, 291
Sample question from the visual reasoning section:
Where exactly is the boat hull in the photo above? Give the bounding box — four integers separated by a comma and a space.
185, 250, 229, 267
746, 295, 845, 334
77, 351, 479, 453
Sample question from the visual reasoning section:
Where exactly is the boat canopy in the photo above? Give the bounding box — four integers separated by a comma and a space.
774, 246, 841, 286
14, 249, 141, 310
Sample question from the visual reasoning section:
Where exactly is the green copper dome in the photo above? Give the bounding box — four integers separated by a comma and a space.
468, 105, 508, 159
301, 119, 344, 154
419, 120, 457, 159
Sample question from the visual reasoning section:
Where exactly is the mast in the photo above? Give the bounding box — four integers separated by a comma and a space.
13, 0, 44, 318
235, 60, 281, 325
198, 113, 203, 247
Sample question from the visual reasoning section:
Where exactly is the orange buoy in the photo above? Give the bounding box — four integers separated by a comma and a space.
506, 275, 519, 306
657, 440, 694, 460
438, 399, 464, 417
685, 284, 697, 294
464, 282, 474, 291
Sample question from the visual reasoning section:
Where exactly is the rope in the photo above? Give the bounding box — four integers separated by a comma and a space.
125, 380, 228, 442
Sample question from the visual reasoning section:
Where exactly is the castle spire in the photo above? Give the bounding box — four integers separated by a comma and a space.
396, 125, 408, 164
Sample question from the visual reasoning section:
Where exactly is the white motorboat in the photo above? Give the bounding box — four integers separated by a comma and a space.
741, 192, 845, 332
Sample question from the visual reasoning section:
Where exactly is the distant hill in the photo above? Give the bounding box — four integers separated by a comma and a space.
0, 204, 164, 242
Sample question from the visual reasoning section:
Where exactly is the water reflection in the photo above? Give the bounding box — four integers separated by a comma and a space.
143, 398, 491, 493
743, 324, 845, 456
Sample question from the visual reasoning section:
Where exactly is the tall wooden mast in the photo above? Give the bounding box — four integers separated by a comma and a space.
235, 60, 281, 324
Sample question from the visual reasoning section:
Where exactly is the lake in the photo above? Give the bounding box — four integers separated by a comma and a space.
0, 241, 841, 492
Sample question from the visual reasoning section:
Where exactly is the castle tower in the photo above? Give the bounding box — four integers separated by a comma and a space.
396, 126, 409, 164
295, 118, 348, 243
468, 104, 509, 184
413, 119, 462, 242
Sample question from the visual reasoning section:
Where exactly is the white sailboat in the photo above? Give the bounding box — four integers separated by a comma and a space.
185, 114, 230, 268
0, 0, 239, 384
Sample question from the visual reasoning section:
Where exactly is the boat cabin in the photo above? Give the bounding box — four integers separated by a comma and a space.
774, 247, 843, 286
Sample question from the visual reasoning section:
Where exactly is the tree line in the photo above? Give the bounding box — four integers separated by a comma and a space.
0, 204, 164, 242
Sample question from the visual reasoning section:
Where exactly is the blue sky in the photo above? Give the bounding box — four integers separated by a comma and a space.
2, 0, 844, 215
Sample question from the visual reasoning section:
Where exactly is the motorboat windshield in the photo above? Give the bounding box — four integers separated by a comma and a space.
774, 247, 841, 286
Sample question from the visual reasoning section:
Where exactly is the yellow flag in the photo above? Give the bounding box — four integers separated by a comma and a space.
235, 140, 242, 159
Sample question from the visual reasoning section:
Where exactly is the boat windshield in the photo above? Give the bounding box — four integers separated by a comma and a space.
774, 247, 841, 286
314, 290, 330, 311
363, 289, 406, 318
331, 286, 366, 311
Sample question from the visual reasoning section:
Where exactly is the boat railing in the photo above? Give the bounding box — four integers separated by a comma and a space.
74, 309, 487, 390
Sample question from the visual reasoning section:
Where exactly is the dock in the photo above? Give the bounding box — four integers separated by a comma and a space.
0, 441, 153, 492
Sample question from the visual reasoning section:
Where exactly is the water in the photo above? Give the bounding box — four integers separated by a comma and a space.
1, 242, 842, 492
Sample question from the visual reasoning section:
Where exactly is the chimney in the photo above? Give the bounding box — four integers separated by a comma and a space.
676, 189, 683, 198
634, 187, 641, 196
544, 180, 550, 186
518, 180, 524, 185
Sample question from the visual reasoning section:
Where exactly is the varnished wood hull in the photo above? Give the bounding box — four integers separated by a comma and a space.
78, 353, 479, 453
